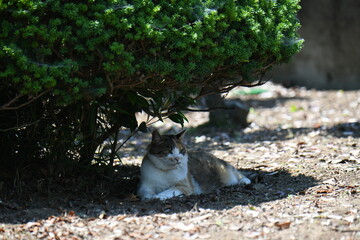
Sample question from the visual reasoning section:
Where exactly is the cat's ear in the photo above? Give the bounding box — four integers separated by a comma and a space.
176, 129, 186, 140
151, 129, 162, 143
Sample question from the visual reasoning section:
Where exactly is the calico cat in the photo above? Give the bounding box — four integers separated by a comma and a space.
137, 130, 251, 200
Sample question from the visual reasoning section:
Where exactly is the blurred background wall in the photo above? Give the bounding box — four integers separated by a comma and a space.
272, 0, 360, 89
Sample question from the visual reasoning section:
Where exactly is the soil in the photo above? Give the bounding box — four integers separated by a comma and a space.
0, 83, 359, 240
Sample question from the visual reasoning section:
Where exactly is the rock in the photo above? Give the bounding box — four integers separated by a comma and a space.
205, 93, 250, 129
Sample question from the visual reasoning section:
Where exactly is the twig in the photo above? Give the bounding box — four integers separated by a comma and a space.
184, 106, 234, 112
1, 93, 24, 109
339, 229, 360, 233
0, 119, 41, 132
114, 130, 136, 153
0, 90, 50, 111
109, 130, 119, 167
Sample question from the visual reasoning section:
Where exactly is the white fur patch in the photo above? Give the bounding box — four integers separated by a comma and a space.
192, 177, 202, 195
239, 177, 251, 185
155, 188, 183, 200
138, 152, 189, 200
227, 166, 240, 186
167, 147, 183, 161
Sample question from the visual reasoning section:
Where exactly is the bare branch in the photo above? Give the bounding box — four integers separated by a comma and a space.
0, 119, 41, 132
0, 90, 50, 111
1, 93, 24, 109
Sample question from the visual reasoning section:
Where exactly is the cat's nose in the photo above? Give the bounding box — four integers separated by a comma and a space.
172, 157, 181, 163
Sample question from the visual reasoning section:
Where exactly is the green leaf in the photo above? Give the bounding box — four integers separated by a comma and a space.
138, 121, 147, 133
118, 113, 138, 132
289, 105, 303, 112
127, 92, 149, 111
169, 112, 188, 127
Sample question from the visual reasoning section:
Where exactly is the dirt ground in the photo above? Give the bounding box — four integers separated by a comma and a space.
0, 83, 359, 240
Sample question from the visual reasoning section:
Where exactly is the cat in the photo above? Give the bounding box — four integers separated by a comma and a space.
137, 129, 251, 200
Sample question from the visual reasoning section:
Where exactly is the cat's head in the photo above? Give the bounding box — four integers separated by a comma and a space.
147, 129, 187, 170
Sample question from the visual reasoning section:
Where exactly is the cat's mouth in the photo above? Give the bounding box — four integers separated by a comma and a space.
168, 162, 180, 168
165, 160, 182, 169
169, 157, 181, 165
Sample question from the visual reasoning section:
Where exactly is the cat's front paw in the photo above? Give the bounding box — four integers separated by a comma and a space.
239, 177, 251, 186
155, 188, 183, 200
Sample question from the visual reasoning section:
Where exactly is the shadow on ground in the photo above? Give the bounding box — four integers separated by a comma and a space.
241, 96, 306, 109
0, 164, 317, 224
189, 121, 360, 144
235, 123, 360, 143
101, 120, 360, 164
5, 108, 356, 224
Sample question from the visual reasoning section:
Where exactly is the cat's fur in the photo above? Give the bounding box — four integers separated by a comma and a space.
137, 130, 251, 200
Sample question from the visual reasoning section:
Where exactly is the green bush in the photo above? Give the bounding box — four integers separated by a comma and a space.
0, 0, 302, 177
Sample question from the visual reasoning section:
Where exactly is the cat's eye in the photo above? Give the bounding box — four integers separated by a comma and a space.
158, 149, 169, 155
180, 149, 186, 154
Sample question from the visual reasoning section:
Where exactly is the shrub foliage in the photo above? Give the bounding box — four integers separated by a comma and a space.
0, 0, 302, 177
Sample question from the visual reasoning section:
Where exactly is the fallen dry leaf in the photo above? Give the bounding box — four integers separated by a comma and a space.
116, 215, 127, 221
67, 211, 76, 217
274, 221, 291, 230
24, 221, 41, 229
316, 188, 334, 194
99, 210, 107, 219
75, 221, 85, 227
171, 222, 196, 231
297, 141, 307, 147
322, 178, 338, 185
189, 213, 213, 223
